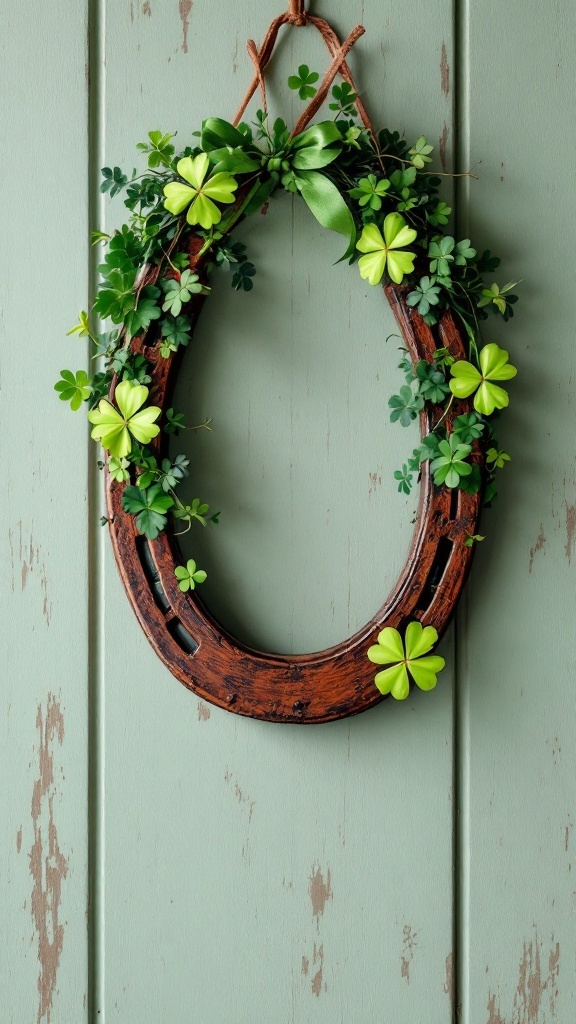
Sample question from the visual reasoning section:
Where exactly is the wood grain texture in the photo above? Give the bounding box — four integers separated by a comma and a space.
0, 3, 90, 1021
459, 2, 576, 1021
99, 1, 457, 1020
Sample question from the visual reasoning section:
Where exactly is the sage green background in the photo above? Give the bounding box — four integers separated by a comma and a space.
2, 1, 575, 1022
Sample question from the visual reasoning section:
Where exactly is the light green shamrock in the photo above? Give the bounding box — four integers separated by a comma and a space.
367, 621, 445, 700
356, 213, 418, 286
174, 559, 207, 592
88, 380, 161, 458
449, 343, 517, 416
163, 153, 238, 228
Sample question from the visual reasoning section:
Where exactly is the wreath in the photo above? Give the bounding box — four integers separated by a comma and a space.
56, 4, 519, 718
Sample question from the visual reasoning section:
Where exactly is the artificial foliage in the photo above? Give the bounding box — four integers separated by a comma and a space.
57, 64, 520, 702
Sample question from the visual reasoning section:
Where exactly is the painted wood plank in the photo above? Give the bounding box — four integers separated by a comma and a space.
0, 3, 90, 1021
98, 1, 457, 1021
461, 2, 576, 1021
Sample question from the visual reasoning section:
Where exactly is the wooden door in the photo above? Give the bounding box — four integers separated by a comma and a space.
2, 2, 575, 1021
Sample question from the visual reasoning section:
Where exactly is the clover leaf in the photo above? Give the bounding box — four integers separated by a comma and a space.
452, 412, 485, 444
407, 276, 441, 317
414, 360, 451, 404
55, 369, 91, 411
388, 384, 425, 426
174, 559, 207, 592
349, 174, 391, 211
122, 484, 174, 540
394, 464, 414, 495
449, 343, 517, 416
454, 238, 477, 266
486, 447, 511, 469
87, 379, 161, 458
477, 281, 519, 320
429, 235, 455, 277
367, 621, 445, 700
66, 310, 94, 340
427, 201, 451, 227
429, 434, 473, 488
160, 454, 189, 492
163, 153, 239, 228
329, 82, 357, 116
107, 456, 131, 483
288, 64, 319, 101
408, 136, 434, 169
162, 269, 208, 316
161, 315, 191, 349
356, 213, 417, 286
231, 261, 256, 291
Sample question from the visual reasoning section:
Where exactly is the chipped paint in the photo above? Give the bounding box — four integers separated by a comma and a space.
444, 951, 455, 1017
224, 768, 255, 863
311, 942, 325, 997
309, 865, 332, 922
11, 522, 52, 623
439, 122, 449, 171
400, 924, 417, 983
30, 696, 68, 1024
142, 0, 151, 14
440, 41, 450, 95
487, 932, 560, 1022
197, 700, 210, 721
179, 0, 192, 53
16, 826, 22, 853
565, 815, 572, 852
529, 525, 546, 574
565, 503, 576, 562
368, 471, 382, 497
301, 955, 309, 976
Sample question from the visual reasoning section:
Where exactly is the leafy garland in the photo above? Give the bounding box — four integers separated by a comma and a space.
57, 69, 519, 700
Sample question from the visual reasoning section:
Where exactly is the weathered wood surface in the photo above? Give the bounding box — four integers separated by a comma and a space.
99, 0, 456, 1020
0, 3, 90, 1022
7, 0, 576, 1022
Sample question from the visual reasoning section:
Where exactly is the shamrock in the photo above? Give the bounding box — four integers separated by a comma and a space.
427, 201, 451, 227
452, 412, 485, 444
107, 456, 130, 483
414, 360, 450, 404
429, 434, 473, 488
367, 621, 445, 700
388, 384, 425, 426
449, 343, 517, 416
163, 153, 238, 228
349, 174, 391, 211
393, 464, 413, 495
477, 281, 519, 319
407, 276, 441, 317
54, 369, 91, 411
162, 269, 207, 316
356, 213, 417, 286
428, 235, 455, 277
486, 447, 511, 469
87, 379, 161, 458
174, 559, 208, 592
408, 136, 434, 169
287, 64, 319, 100
122, 484, 174, 540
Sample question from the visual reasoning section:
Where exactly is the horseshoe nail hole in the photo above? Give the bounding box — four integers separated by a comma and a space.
166, 617, 199, 656
414, 536, 453, 613
135, 536, 171, 614
449, 487, 459, 520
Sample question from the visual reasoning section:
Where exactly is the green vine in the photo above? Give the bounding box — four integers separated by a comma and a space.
57, 69, 520, 615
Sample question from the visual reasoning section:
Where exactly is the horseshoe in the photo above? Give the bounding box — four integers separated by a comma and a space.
105, 236, 481, 723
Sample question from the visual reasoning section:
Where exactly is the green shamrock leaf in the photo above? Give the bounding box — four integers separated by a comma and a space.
454, 238, 477, 266
122, 484, 174, 540
54, 369, 91, 411
349, 174, 392, 211
329, 82, 357, 115
449, 343, 517, 416
477, 281, 519, 319
428, 236, 455, 277
429, 433, 473, 488
452, 412, 485, 444
407, 276, 442, 317
174, 559, 208, 592
163, 153, 239, 228
66, 310, 93, 339
87, 379, 161, 458
367, 620, 445, 700
486, 447, 511, 469
356, 213, 418, 286
160, 453, 189, 492
464, 533, 485, 548
107, 456, 130, 483
162, 269, 208, 316
414, 360, 450, 404
287, 64, 320, 101
427, 201, 451, 227
388, 384, 425, 426
408, 136, 434, 169
393, 464, 413, 495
